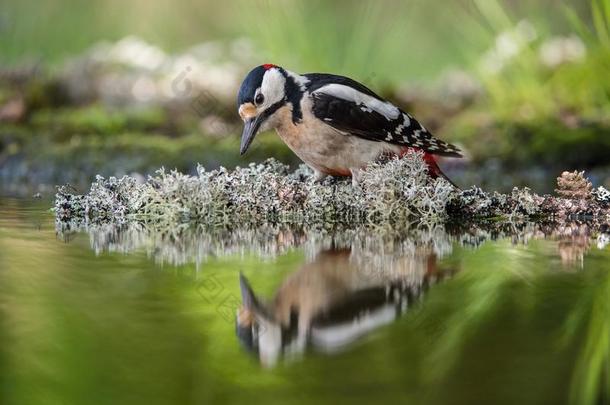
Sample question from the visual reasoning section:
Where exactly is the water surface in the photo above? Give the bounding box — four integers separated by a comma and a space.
1, 197, 609, 405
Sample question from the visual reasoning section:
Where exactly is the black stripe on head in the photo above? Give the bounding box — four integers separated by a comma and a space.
276, 68, 304, 124
237, 66, 267, 107
252, 98, 285, 135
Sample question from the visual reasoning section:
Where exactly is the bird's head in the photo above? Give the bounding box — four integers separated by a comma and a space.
236, 273, 285, 367
237, 64, 287, 155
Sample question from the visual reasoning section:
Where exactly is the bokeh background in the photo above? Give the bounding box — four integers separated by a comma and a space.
1, 0, 609, 193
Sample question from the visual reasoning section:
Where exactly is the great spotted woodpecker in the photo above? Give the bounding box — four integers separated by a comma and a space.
237, 64, 462, 186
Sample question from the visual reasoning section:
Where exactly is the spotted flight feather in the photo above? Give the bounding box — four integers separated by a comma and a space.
307, 76, 462, 158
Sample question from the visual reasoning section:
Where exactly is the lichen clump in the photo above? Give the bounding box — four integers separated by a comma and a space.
56, 151, 457, 227
555, 170, 592, 200
55, 151, 610, 228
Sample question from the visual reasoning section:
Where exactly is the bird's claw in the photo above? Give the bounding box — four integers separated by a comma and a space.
350, 168, 363, 188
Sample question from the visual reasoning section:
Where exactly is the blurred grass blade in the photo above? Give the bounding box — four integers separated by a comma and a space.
473, 0, 514, 31
592, 0, 610, 45
564, 6, 595, 43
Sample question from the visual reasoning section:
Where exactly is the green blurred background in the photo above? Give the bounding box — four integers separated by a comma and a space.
1, 0, 609, 193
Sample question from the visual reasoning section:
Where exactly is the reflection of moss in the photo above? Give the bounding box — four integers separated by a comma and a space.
561, 266, 610, 405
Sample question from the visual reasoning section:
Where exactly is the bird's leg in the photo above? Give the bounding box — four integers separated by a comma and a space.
350, 168, 364, 187
311, 169, 328, 183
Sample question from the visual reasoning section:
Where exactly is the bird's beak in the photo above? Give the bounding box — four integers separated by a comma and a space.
240, 116, 262, 155
240, 100, 284, 155
239, 273, 254, 307
239, 273, 261, 311
239, 273, 273, 321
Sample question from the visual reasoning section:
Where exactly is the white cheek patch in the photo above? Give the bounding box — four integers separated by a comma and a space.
260, 68, 287, 109
314, 83, 400, 120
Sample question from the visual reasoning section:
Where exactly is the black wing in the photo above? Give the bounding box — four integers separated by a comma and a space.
308, 80, 462, 157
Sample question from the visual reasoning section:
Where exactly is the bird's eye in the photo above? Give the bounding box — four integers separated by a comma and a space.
254, 93, 264, 105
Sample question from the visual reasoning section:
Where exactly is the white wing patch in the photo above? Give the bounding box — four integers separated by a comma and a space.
313, 83, 400, 120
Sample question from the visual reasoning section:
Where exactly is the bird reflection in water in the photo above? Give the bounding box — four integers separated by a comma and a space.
236, 242, 456, 367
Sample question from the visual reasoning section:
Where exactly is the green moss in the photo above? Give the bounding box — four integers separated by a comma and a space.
30, 104, 168, 139
0, 126, 298, 187
449, 108, 610, 167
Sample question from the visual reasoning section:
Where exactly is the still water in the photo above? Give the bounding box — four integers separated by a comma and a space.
1, 197, 609, 405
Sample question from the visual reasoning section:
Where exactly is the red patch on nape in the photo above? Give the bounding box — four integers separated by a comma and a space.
262, 63, 277, 70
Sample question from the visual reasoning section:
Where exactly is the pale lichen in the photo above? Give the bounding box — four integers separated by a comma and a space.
56, 151, 459, 228
592, 186, 610, 207
55, 150, 610, 229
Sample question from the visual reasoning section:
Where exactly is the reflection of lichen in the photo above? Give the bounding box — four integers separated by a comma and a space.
58, 222, 456, 268
56, 217, 609, 268
556, 223, 593, 268
55, 151, 610, 228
